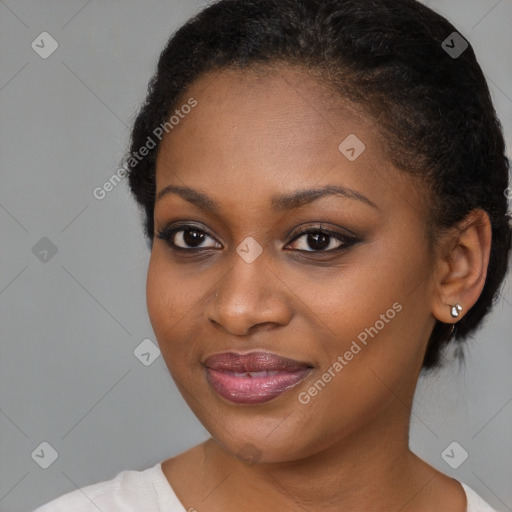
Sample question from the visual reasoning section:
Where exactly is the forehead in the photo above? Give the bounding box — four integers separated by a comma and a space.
168, 64, 371, 141
154, 64, 425, 222
158, 66, 380, 172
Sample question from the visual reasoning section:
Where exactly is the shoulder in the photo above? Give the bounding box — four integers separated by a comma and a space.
32, 461, 183, 512
460, 482, 498, 512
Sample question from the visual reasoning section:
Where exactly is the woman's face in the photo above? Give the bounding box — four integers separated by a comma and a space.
147, 66, 438, 463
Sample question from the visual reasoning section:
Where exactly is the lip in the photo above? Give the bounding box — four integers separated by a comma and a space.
203, 351, 313, 404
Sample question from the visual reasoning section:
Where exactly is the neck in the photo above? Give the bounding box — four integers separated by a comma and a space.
200, 398, 437, 512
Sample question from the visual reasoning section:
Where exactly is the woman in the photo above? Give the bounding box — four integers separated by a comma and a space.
34, 0, 511, 510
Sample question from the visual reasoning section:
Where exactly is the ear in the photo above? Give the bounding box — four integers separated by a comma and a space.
431, 209, 492, 324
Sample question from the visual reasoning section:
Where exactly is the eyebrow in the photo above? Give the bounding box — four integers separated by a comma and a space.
155, 184, 379, 212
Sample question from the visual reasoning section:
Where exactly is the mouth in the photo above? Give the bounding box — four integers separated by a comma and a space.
203, 351, 314, 404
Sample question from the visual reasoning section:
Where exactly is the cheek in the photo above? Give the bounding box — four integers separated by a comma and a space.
300, 236, 431, 398
146, 250, 198, 326
145, 251, 212, 375
302, 247, 423, 353
146, 253, 171, 333
146, 253, 191, 360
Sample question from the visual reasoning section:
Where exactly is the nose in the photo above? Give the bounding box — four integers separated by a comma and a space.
206, 250, 293, 337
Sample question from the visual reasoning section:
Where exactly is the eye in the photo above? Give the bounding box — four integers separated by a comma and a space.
156, 222, 359, 254
286, 225, 358, 252
156, 224, 222, 251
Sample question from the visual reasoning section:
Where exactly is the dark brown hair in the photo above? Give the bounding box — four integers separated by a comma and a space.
125, 0, 511, 370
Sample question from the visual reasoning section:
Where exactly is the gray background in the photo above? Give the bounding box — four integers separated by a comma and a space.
0, 1, 511, 511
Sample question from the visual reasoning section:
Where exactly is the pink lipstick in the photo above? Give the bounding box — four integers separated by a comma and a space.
203, 351, 313, 404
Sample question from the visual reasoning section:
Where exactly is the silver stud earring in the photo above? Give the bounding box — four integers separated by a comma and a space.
450, 303, 462, 318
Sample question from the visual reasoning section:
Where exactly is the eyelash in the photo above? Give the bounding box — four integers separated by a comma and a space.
155, 222, 359, 254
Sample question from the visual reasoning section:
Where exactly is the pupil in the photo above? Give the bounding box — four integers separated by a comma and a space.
184, 230, 205, 247
308, 233, 329, 250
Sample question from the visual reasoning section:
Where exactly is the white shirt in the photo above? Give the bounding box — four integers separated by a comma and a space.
33, 461, 498, 511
